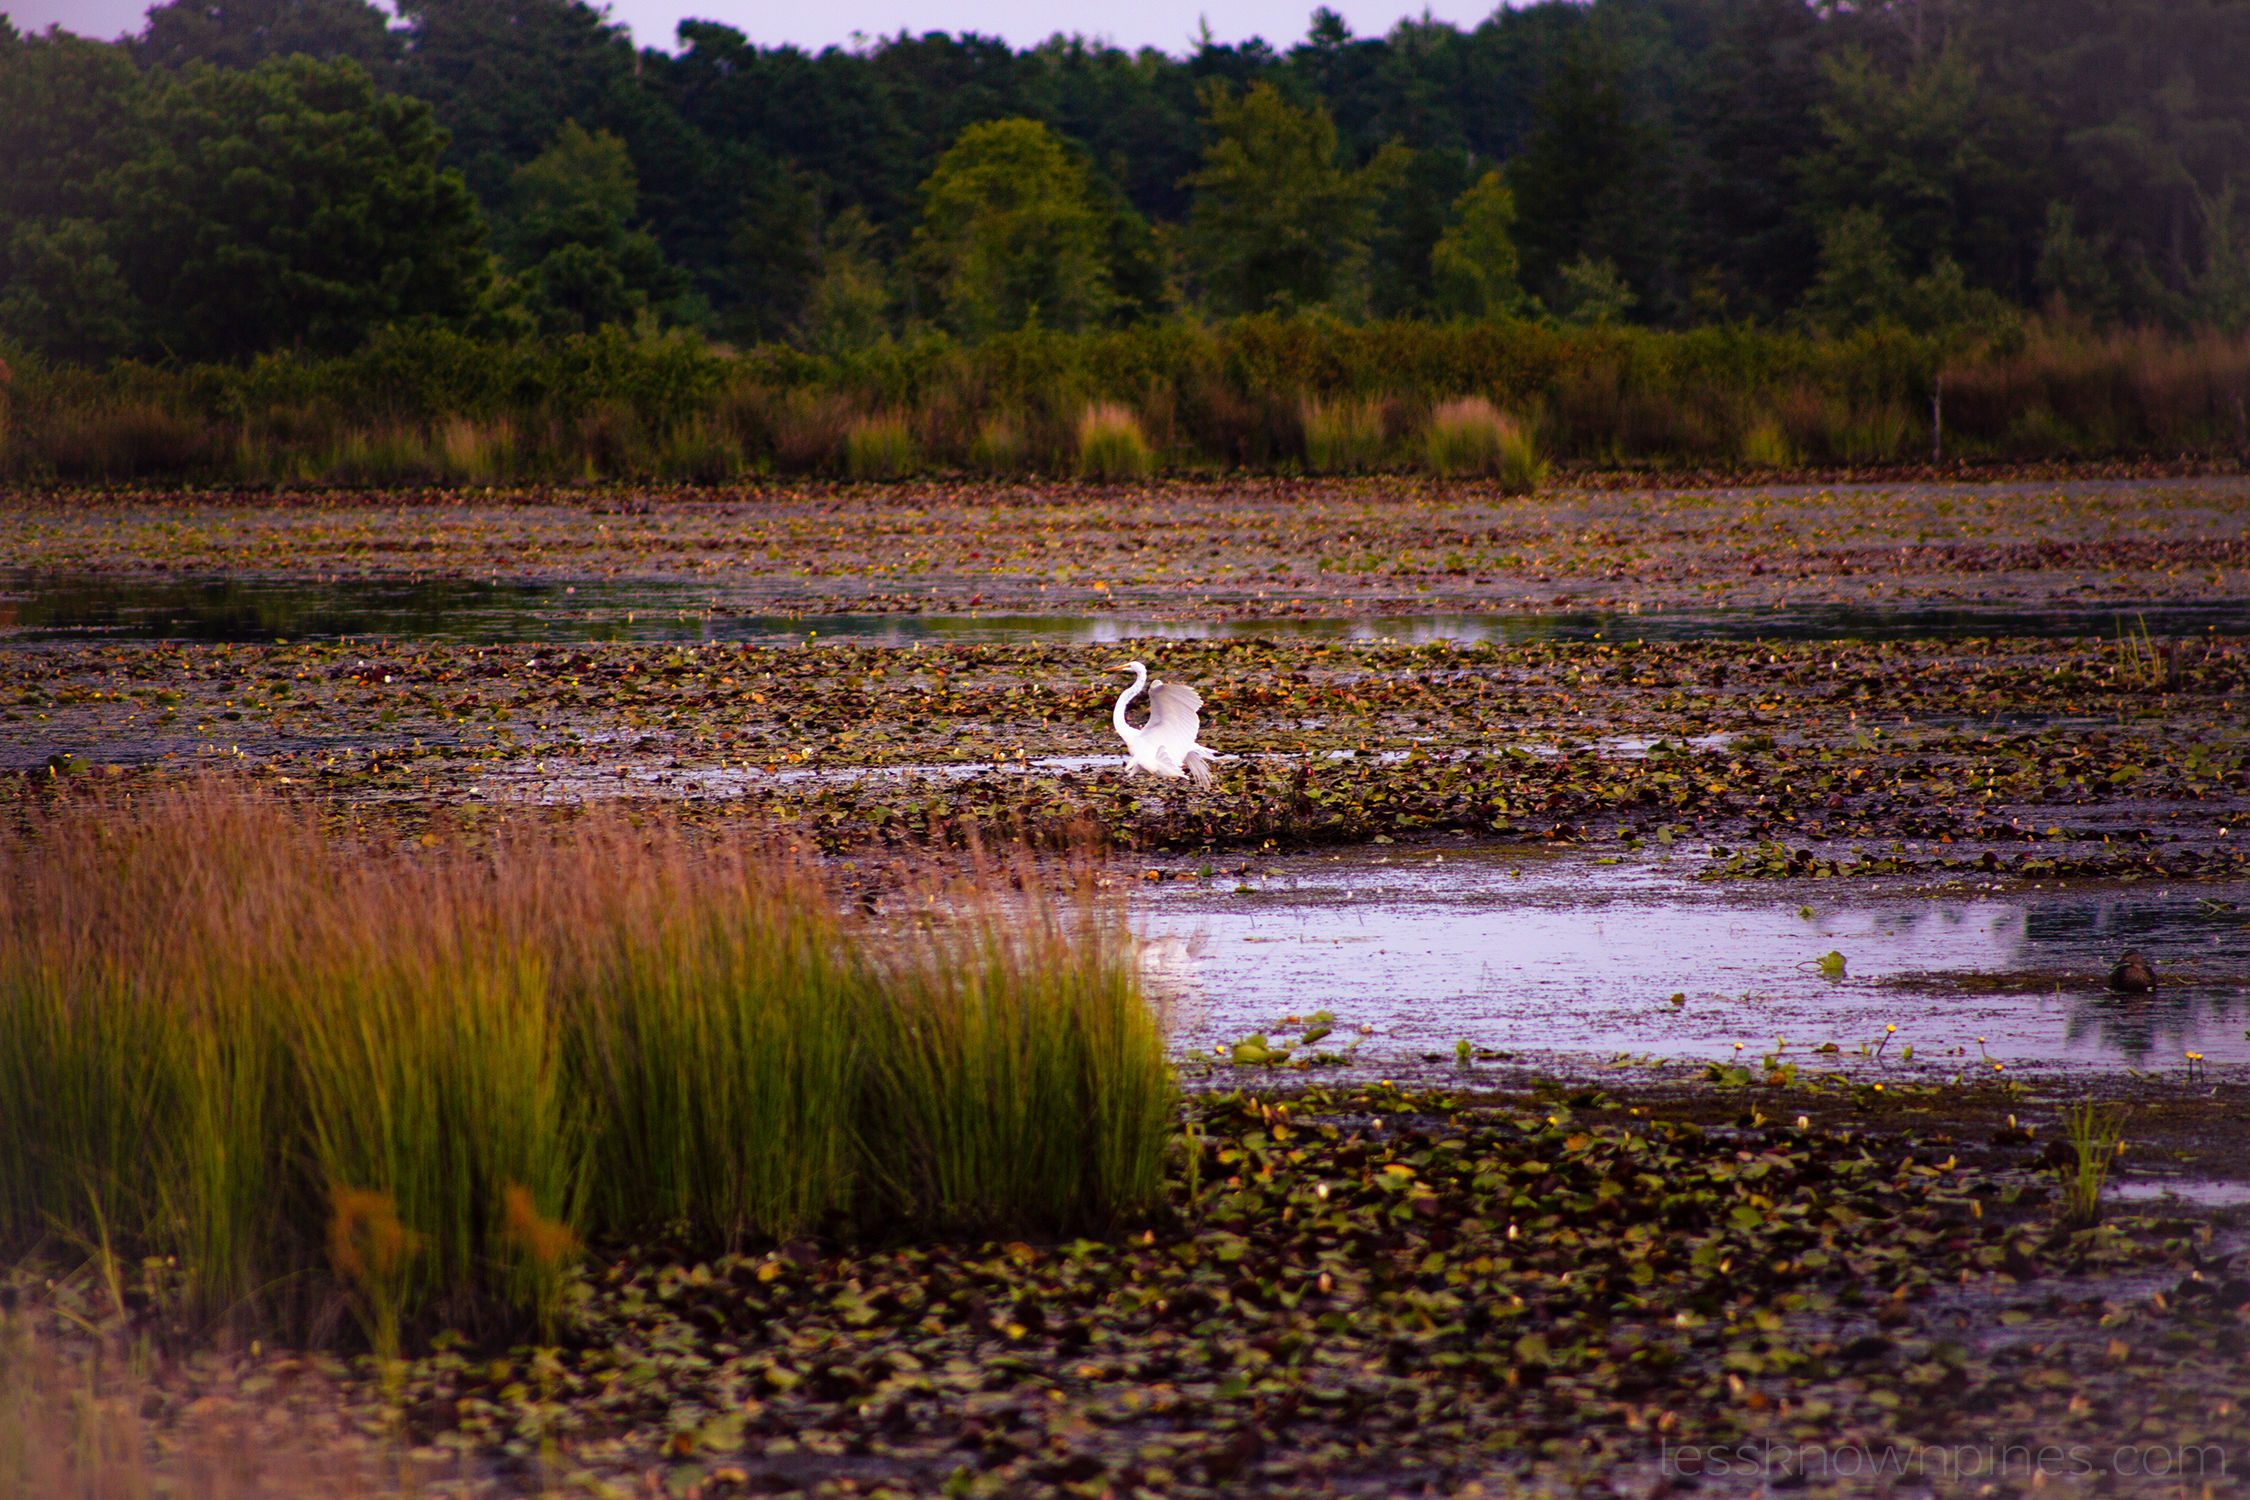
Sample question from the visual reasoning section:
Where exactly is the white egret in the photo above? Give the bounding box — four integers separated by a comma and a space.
1111, 659, 1216, 787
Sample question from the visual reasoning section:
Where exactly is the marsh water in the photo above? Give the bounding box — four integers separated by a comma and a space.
1134, 848, 2250, 1075
10, 565, 2245, 1079
5, 568, 2248, 647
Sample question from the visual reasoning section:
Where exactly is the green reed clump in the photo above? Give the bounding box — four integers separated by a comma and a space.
653, 415, 744, 482
0, 785, 1163, 1343
1739, 417, 1795, 468
1301, 397, 1388, 472
2055, 1103, 2128, 1228
437, 416, 516, 484
562, 826, 860, 1243
845, 413, 919, 479
1076, 401, 1153, 480
860, 883, 1169, 1232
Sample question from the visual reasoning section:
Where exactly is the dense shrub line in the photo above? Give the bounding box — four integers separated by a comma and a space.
2, 315, 2246, 486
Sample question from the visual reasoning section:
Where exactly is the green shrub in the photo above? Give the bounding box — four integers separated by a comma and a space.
1423, 396, 1545, 493
1076, 401, 1153, 479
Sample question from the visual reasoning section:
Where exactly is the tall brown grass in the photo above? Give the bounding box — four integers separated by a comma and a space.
0, 784, 1167, 1344
1939, 320, 2250, 458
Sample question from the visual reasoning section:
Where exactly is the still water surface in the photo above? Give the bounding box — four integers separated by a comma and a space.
1134, 849, 2250, 1074
4, 569, 2246, 648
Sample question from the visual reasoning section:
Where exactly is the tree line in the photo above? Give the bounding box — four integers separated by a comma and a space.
2, 0, 2247, 370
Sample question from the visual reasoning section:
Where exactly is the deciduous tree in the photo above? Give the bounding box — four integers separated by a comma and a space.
912, 118, 1115, 337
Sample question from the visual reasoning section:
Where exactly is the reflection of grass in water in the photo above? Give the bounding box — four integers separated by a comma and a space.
0, 574, 586, 644
1879, 970, 2102, 996
0, 784, 1162, 1342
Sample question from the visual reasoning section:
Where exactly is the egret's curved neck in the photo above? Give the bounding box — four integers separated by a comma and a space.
1112, 665, 1148, 739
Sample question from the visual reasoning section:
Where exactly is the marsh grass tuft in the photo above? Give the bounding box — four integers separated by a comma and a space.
1423, 397, 1544, 493
438, 417, 514, 483
329, 1189, 419, 1367
861, 875, 1169, 1231
970, 412, 1029, 473
502, 1184, 580, 1346
1075, 401, 1154, 480
1739, 417, 1796, 468
845, 412, 918, 479
0, 785, 1163, 1344
2055, 1103, 2128, 1228
1301, 397, 1388, 472
2116, 613, 2166, 691
654, 416, 742, 483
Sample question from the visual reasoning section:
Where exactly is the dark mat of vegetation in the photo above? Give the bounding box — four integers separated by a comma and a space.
9, 476, 2247, 612
12, 628, 2248, 889
11, 1082, 2247, 1496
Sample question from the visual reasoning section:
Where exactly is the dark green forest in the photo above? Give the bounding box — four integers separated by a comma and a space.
4, 0, 2249, 369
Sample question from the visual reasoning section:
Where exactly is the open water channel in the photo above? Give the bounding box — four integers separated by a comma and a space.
1135, 847, 2250, 1076
5, 567, 2249, 647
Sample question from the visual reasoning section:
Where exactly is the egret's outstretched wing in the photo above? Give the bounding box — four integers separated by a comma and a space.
1145, 680, 1203, 755
1181, 748, 1214, 788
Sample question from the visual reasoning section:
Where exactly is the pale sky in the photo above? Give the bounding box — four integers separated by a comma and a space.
11, 0, 1497, 54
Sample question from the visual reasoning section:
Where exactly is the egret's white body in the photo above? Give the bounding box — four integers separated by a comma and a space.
1112, 659, 1216, 787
